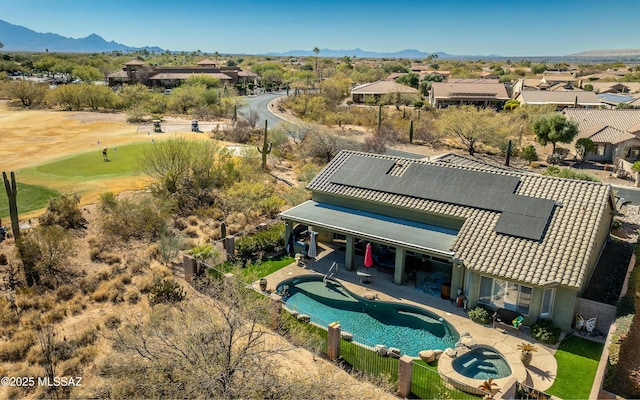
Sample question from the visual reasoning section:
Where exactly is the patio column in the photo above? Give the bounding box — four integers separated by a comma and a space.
345, 234, 355, 271
394, 247, 406, 285
284, 220, 293, 255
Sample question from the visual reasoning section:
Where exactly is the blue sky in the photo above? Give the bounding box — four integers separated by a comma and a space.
4, 0, 639, 56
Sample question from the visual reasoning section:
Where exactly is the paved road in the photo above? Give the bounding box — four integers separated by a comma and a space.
239, 91, 287, 129
239, 92, 427, 160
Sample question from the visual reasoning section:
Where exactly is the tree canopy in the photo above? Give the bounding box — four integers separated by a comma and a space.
532, 112, 579, 153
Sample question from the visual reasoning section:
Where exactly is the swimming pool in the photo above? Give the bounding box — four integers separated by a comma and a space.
452, 346, 512, 380
277, 274, 459, 357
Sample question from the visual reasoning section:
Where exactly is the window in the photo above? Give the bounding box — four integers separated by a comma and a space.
479, 276, 532, 315
540, 288, 555, 318
596, 145, 606, 156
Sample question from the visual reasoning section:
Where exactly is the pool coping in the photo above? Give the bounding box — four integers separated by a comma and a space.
437, 340, 528, 396
260, 252, 557, 394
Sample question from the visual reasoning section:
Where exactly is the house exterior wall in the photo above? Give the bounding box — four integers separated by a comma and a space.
585, 144, 614, 163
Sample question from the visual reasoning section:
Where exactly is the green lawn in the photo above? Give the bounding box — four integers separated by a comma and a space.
545, 334, 604, 399
0, 182, 59, 219
0, 142, 155, 217
34, 142, 152, 177
244, 255, 294, 279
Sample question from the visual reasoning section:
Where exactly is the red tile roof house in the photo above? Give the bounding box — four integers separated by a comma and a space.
280, 150, 615, 331
429, 79, 510, 109
564, 108, 640, 169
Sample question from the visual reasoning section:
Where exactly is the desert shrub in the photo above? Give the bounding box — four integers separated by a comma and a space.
38, 194, 87, 230
530, 319, 561, 344
125, 289, 140, 305
68, 295, 87, 315
79, 276, 99, 295
125, 256, 150, 275
468, 305, 493, 324
104, 315, 122, 330
56, 284, 76, 302
99, 192, 168, 242
184, 226, 200, 238
521, 145, 538, 162
187, 215, 199, 226
174, 217, 189, 231
44, 304, 67, 323
0, 298, 20, 328
235, 223, 285, 260
148, 279, 186, 305
0, 330, 34, 361
92, 278, 125, 303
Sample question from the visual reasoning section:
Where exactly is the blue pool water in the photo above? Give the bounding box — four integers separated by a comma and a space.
277, 275, 459, 357
452, 346, 512, 380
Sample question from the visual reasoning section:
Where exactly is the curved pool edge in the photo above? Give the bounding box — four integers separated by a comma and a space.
276, 273, 460, 356
437, 340, 527, 396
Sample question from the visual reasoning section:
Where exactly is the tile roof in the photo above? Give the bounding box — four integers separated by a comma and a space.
564, 108, 640, 134
306, 150, 613, 289
350, 80, 418, 95
149, 72, 233, 81
430, 81, 509, 100
517, 91, 601, 106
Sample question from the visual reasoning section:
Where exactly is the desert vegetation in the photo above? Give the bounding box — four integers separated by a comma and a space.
1, 50, 639, 398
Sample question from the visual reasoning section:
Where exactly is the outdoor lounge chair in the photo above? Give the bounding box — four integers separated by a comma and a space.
586, 317, 597, 334
575, 314, 585, 330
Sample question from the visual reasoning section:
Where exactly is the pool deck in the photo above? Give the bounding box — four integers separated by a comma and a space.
258, 244, 558, 398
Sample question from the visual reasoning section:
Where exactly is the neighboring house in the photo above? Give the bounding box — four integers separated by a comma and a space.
280, 150, 614, 330
578, 81, 640, 94
429, 79, 510, 108
515, 91, 601, 110
596, 93, 639, 109
350, 80, 419, 104
107, 60, 257, 89
564, 108, 640, 165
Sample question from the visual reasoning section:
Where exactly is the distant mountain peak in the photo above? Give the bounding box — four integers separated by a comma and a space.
0, 19, 163, 53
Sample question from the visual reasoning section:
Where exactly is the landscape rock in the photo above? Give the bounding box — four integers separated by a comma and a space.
433, 349, 444, 360
296, 314, 310, 323
460, 337, 477, 348
341, 331, 353, 341
444, 347, 457, 358
387, 348, 401, 358
419, 350, 436, 363
374, 344, 388, 356
459, 331, 471, 338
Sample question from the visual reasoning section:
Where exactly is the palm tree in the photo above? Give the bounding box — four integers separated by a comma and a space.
313, 47, 320, 80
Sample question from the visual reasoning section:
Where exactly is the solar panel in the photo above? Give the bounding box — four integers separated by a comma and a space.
329, 155, 555, 241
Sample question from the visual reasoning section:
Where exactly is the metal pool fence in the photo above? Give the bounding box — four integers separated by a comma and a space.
282, 303, 484, 399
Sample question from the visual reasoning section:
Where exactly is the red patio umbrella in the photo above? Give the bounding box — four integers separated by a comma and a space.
364, 243, 374, 268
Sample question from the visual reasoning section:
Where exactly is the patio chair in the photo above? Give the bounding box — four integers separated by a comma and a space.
575, 314, 585, 330
586, 317, 597, 334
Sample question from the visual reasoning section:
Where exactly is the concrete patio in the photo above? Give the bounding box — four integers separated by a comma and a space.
259, 243, 558, 398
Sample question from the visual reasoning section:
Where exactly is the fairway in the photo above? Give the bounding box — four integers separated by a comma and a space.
36, 142, 153, 177
0, 182, 59, 219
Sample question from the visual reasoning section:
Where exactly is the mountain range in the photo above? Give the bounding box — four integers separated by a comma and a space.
0, 20, 163, 53
2, 19, 640, 62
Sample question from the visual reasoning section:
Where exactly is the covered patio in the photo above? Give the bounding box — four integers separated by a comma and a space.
280, 200, 462, 289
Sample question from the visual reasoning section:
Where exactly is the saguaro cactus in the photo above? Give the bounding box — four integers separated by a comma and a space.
220, 221, 227, 239
2, 171, 19, 241
377, 104, 384, 133
409, 119, 414, 144
257, 120, 272, 170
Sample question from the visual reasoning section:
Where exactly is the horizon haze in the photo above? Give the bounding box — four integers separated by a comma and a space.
3, 0, 640, 57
